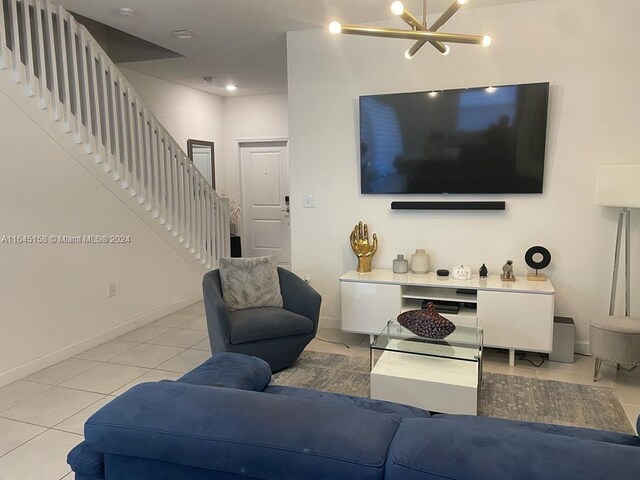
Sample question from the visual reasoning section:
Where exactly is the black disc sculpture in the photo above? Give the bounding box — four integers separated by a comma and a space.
525, 246, 551, 275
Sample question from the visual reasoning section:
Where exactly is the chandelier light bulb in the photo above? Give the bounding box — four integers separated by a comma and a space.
441, 45, 451, 56
404, 49, 414, 60
390, 1, 404, 16
457, 0, 468, 5
482, 35, 492, 47
329, 21, 342, 35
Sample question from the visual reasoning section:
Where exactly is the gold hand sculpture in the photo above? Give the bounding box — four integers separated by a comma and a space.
350, 221, 378, 273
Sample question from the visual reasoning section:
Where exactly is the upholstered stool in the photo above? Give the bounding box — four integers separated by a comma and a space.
590, 316, 640, 381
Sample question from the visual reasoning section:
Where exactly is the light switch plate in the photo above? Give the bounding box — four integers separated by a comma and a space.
304, 194, 316, 208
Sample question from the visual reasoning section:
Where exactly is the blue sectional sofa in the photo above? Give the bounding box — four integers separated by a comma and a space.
68, 353, 640, 480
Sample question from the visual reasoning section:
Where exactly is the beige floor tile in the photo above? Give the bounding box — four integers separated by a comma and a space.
111, 369, 183, 396
152, 311, 199, 328
0, 381, 52, 413
306, 339, 368, 357
317, 328, 367, 347
483, 362, 539, 378
23, 359, 100, 386
536, 367, 611, 386
608, 372, 640, 405
538, 354, 595, 374
61, 363, 149, 394
0, 429, 81, 480
0, 418, 46, 457
75, 340, 139, 362
181, 301, 205, 315
54, 396, 115, 435
179, 315, 208, 331
147, 328, 208, 348
191, 338, 211, 352
156, 349, 211, 373
0, 387, 103, 428
109, 344, 185, 369
117, 325, 172, 343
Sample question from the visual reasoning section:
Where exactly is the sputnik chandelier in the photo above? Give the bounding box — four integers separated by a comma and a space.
328, 0, 492, 59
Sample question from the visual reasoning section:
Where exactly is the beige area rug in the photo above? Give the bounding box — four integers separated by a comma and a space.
271, 351, 635, 434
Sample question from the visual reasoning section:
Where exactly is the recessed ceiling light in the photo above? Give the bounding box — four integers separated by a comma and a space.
117, 7, 135, 17
173, 30, 194, 39
225, 84, 237, 92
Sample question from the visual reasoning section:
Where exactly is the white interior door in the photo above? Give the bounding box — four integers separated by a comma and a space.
240, 142, 290, 265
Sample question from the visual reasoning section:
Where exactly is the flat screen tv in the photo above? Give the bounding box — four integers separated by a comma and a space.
359, 82, 549, 194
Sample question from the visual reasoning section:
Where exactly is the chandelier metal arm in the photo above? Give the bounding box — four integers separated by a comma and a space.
409, 0, 465, 57
339, 25, 486, 46
328, 1, 491, 59
397, 6, 447, 54
431, 1, 465, 31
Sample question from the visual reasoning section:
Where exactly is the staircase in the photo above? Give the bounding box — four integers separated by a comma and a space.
0, 0, 230, 271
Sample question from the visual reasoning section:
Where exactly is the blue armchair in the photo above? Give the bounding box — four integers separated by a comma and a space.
202, 267, 321, 371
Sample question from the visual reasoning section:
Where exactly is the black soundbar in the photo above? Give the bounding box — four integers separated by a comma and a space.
391, 201, 506, 211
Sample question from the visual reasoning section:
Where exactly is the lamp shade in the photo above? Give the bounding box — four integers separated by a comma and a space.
594, 164, 640, 208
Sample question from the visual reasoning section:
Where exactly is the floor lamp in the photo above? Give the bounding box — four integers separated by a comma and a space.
594, 164, 640, 316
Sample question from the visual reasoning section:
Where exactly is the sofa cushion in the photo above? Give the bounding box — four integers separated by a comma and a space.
67, 441, 104, 479
177, 352, 271, 391
434, 414, 640, 446
385, 417, 640, 480
219, 256, 283, 311
264, 385, 430, 419
229, 307, 313, 344
85, 382, 399, 480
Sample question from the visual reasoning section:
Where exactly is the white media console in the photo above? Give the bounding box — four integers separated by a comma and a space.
339, 269, 555, 366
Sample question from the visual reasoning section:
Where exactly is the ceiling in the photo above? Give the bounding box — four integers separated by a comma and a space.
57, 0, 534, 97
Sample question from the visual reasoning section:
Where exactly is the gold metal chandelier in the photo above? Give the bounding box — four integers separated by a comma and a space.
328, 0, 492, 59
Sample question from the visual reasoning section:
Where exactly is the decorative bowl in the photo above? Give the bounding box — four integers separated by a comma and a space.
451, 265, 472, 280
397, 303, 456, 340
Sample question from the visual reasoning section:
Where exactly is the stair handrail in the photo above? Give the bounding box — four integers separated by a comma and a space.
0, 0, 230, 268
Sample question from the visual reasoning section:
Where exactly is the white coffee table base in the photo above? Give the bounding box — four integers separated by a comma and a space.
370, 351, 479, 415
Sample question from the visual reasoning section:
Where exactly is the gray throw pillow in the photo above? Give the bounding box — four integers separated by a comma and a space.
219, 256, 283, 311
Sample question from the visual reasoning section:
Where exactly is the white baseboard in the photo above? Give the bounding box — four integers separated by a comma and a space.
319, 316, 340, 331
575, 340, 591, 356
0, 294, 201, 388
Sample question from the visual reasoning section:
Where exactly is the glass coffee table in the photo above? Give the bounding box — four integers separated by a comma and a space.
370, 320, 483, 415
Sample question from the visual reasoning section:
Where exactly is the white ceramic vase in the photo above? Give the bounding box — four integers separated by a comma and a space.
410, 249, 430, 274
393, 254, 409, 274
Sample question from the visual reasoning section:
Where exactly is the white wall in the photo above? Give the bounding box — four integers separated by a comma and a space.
0, 89, 201, 386
223, 94, 289, 203
287, 0, 640, 349
120, 68, 226, 193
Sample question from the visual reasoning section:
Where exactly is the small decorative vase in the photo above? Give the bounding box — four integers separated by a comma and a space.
393, 254, 409, 274
397, 303, 456, 339
410, 249, 430, 274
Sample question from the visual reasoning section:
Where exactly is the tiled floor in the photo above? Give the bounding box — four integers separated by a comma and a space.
0, 300, 638, 479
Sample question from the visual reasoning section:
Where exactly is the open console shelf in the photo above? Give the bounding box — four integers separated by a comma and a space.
339, 269, 555, 366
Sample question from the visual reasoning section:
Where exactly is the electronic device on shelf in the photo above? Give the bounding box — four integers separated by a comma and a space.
456, 289, 478, 296
359, 82, 549, 194
422, 299, 460, 314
